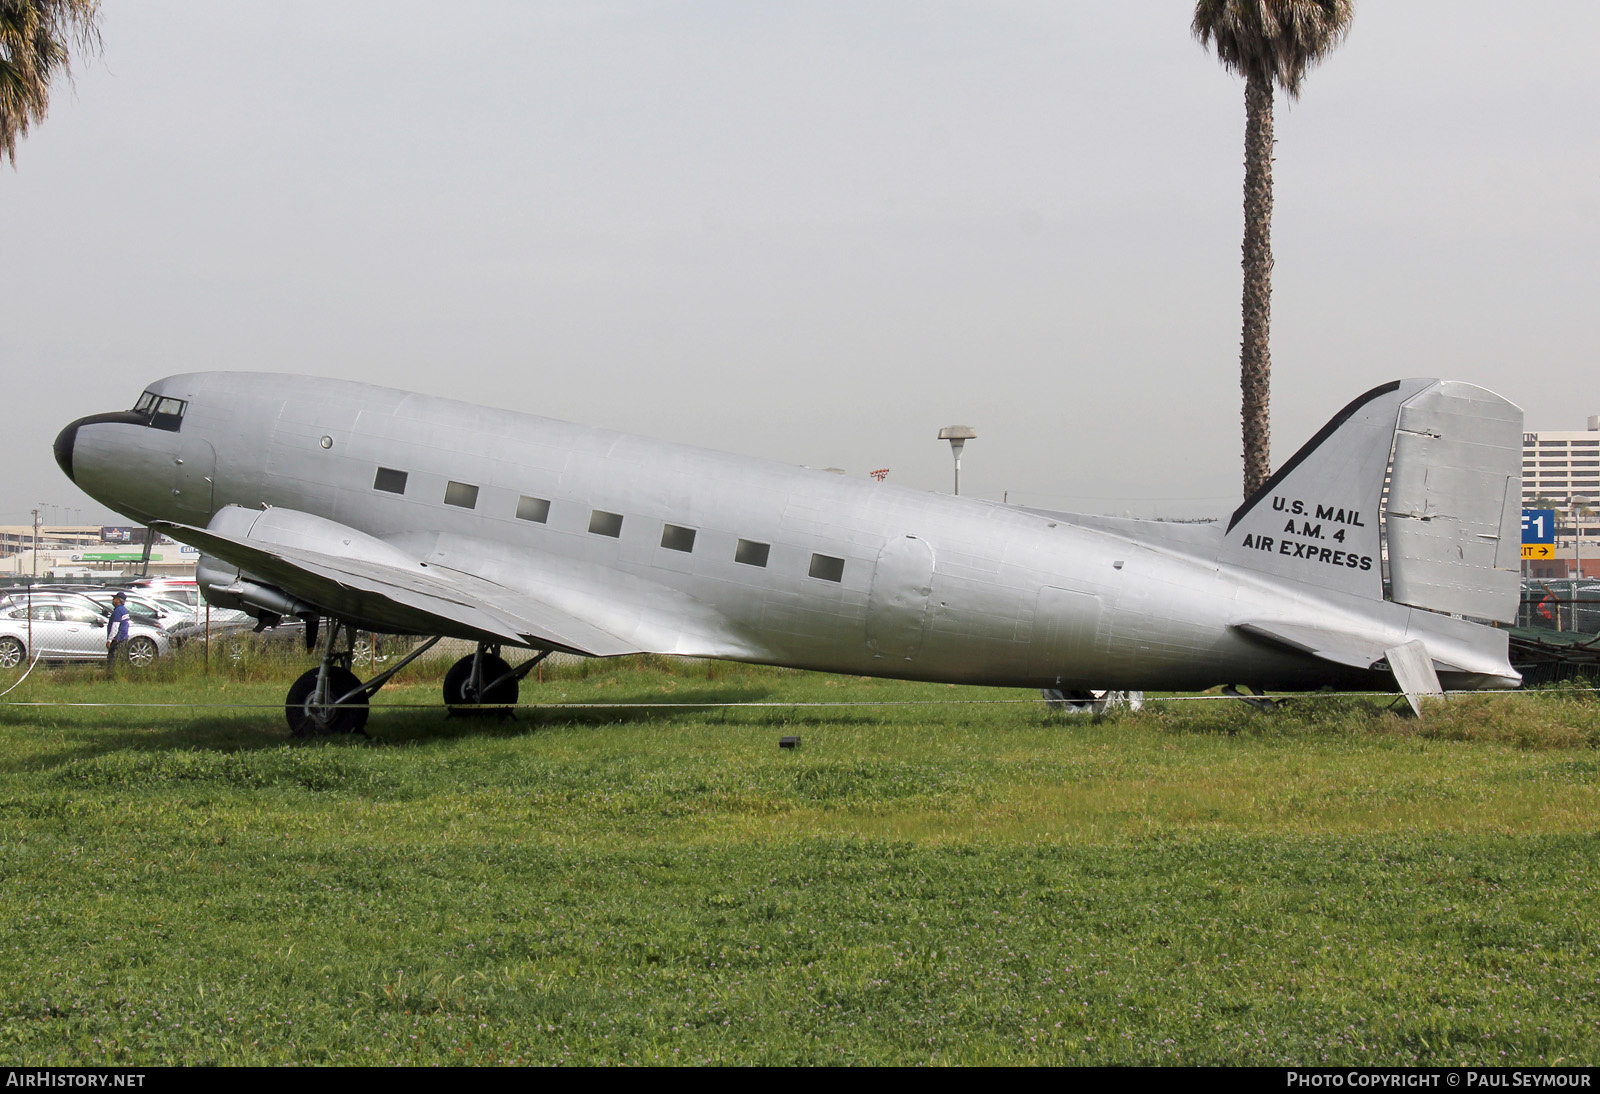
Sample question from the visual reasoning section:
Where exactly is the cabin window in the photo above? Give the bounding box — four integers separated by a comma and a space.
660, 524, 696, 553
374, 467, 409, 494
735, 539, 770, 567
808, 553, 845, 582
444, 481, 479, 509
589, 510, 623, 538
517, 495, 551, 523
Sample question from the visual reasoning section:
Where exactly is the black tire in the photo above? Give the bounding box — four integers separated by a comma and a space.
125, 636, 159, 668
0, 636, 24, 669
1042, 688, 1101, 714
285, 667, 369, 737
443, 653, 517, 715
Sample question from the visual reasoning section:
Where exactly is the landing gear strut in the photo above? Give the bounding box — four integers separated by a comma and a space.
1222, 684, 1283, 711
444, 644, 552, 717
1042, 689, 1144, 715
284, 620, 441, 737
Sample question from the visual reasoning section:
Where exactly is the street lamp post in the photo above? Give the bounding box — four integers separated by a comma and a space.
938, 426, 977, 496
1568, 495, 1592, 631
1572, 495, 1592, 582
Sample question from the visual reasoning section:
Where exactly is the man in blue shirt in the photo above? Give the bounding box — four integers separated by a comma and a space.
105, 592, 131, 675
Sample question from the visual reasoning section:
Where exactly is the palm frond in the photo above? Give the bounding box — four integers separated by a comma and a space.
1193, 0, 1353, 98
0, 0, 101, 166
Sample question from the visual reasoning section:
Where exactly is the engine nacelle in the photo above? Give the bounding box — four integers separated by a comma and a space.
195, 504, 418, 623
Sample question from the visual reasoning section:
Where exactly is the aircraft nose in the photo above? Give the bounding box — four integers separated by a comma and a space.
54, 409, 151, 486
54, 419, 80, 482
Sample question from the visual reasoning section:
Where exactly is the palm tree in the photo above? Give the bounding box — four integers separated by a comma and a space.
1193, 0, 1353, 498
0, 0, 101, 167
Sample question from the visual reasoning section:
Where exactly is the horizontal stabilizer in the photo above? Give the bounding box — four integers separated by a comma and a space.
1232, 620, 1389, 672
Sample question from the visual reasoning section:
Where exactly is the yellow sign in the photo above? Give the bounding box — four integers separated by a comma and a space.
1522, 544, 1554, 560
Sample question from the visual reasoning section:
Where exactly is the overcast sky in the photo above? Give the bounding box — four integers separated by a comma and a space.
3, 1, 1596, 528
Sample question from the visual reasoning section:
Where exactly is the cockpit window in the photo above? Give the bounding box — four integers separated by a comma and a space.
132, 390, 187, 432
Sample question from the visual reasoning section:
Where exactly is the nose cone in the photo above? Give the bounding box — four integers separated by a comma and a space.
54, 410, 150, 487
54, 420, 79, 482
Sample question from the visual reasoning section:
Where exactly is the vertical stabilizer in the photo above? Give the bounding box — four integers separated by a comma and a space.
1220, 380, 1435, 599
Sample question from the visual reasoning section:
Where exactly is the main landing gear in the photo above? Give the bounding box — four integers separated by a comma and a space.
284, 621, 442, 737
283, 627, 556, 736
1042, 689, 1144, 715
442, 644, 553, 717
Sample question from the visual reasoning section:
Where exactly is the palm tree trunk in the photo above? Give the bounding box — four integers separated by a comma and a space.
1239, 69, 1275, 498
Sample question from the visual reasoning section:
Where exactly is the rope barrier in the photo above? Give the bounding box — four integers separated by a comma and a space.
0, 647, 43, 697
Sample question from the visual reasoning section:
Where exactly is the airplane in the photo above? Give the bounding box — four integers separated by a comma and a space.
52, 373, 1524, 734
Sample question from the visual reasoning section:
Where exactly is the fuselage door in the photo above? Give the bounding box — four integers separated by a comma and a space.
172, 436, 216, 519
866, 535, 935, 662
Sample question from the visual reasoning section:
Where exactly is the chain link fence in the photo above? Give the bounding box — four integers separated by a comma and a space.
0, 580, 586, 680
1516, 579, 1600, 634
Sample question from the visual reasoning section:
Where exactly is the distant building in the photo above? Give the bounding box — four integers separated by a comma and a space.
0, 525, 104, 558
1522, 417, 1600, 579
1523, 417, 1600, 524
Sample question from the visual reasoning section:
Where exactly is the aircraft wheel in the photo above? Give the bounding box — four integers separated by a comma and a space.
0, 636, 24, 669
1042, 689, 1142, 715
1042, 688, 1102, 714
125, 636, 159, 668
285, 667, 370, 737
443, 653, 518, 716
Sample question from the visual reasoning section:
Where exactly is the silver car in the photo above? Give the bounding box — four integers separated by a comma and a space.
0, 601, 171, 667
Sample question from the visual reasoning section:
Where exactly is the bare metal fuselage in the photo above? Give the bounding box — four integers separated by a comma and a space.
56, 373, 1518, 694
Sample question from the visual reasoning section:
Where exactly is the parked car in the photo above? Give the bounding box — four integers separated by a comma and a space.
80, 590, 195, 630
122, 578, 202, 612
165, 614, 406, 664
0, 589, 190, 634
164, 609, 285, 654
0, 601, 171, 667
0, 589, 119, 620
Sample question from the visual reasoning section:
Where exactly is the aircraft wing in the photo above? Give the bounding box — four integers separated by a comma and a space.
154, 519, 649, 656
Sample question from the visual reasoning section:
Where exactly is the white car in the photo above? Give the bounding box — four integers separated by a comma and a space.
81, 590, 195, 630
0, 601, 171, 667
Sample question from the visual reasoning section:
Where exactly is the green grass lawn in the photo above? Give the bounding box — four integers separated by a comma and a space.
0, 655, 1597, 1064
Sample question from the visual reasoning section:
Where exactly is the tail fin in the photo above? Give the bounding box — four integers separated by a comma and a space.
1219, 379, 1522, 622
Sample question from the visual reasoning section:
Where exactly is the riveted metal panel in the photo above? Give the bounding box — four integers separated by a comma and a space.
866, 536, 935, 662
1028, 586, 1103, 684
1387, 381, 1523, 622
